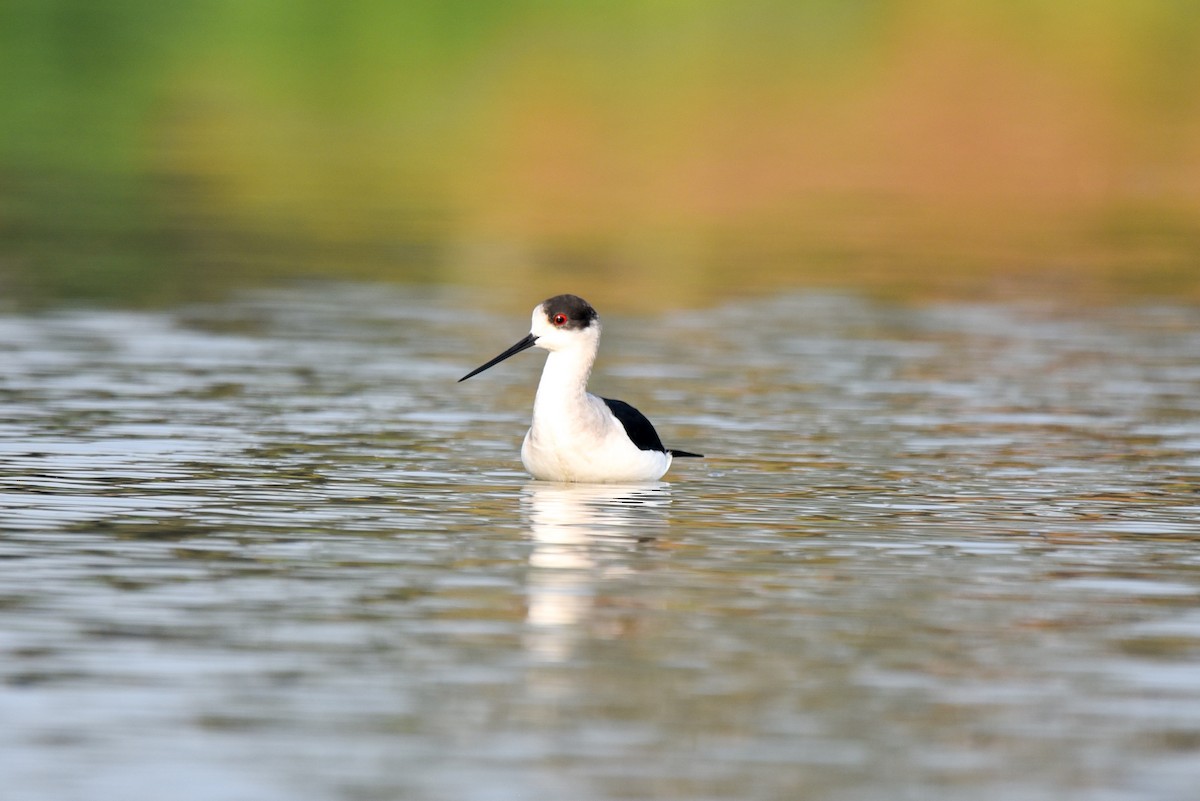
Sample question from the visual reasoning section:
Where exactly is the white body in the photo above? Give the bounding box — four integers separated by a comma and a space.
520, 307, 672, 483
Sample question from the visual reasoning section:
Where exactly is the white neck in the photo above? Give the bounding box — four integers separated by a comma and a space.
534, 344, 595, 407
525, 314, 604, 439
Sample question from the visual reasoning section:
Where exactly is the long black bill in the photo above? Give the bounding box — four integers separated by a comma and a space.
458, 333, 538, 382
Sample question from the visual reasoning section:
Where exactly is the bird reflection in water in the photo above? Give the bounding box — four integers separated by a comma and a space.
520, 481, 672, 662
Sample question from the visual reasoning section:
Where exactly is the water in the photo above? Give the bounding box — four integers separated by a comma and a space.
2, 284, 1199, 801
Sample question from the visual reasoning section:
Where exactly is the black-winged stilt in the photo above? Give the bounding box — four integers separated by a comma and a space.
459, 294, 703, 482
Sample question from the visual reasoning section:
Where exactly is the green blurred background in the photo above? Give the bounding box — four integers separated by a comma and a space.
2, 0, 1198, 309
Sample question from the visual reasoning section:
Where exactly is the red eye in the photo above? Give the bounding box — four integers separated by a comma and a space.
553, 313, 568, 326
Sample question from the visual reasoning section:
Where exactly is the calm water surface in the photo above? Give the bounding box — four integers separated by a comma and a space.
2, 284, 1199, 801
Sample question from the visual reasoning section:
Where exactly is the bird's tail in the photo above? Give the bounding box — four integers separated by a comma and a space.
670, 450, 704, 458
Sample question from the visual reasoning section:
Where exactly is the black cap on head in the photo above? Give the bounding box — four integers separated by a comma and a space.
541, 294, 598, 330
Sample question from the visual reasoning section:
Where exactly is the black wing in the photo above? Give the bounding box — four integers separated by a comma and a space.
601, 397, 666, 453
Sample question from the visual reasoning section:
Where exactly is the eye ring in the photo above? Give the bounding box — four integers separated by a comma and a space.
552, 313, 568, 326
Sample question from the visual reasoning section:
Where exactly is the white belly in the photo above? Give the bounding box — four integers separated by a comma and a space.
521, 427, 671, 483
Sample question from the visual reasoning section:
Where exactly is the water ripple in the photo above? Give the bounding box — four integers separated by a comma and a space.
1, 285, 1199, 801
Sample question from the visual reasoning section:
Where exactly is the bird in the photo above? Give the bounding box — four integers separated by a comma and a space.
459, 294, 703, 483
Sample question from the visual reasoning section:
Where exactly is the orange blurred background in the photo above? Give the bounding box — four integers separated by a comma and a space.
2, 1, 1198, 307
